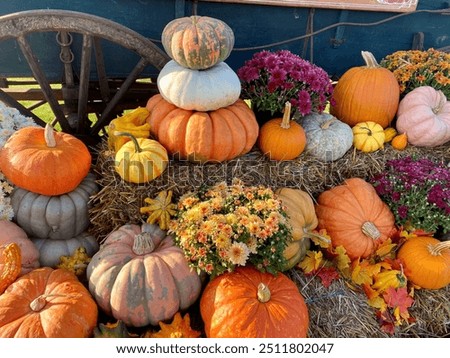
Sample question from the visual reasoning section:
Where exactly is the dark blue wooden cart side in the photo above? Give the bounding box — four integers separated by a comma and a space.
0, 0, 448, 142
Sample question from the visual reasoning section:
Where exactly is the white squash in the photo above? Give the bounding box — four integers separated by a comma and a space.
32, 232, 99, 267
11, 173, 98, 240
301, 112, 353, 162
157, 60, 241, 111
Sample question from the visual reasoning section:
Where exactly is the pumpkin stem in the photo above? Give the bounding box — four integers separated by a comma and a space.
361, 221, 381, 240
30, 295, 47, 312
361, 51, 380, 68
428, 241, 450, 256
44, 123, 57, 148
133, 232, 155, 255
320, 119, 335, 130
257, 283, 271, 303
432, 90, 447, 114
280, 102, 292, 129
114, 131, 142, 153
304, 229, 331, 245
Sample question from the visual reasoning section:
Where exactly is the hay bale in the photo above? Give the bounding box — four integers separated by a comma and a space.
288, 269, 450, 338
89, 140, 450, 241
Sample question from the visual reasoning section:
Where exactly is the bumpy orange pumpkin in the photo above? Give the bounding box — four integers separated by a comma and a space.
0, 267, 98, 337
200, 266, 309, 338
315, 178, 395, 259
146, 94, 259, 162
397, 236, 450, 290
0, 124, 91, 196
86, 223, 202, 327
330, 51, 400, 128
258, 102, 306, 161
0, 220, 40, 275
161, 15, 234, 70
0, 243, 21, 294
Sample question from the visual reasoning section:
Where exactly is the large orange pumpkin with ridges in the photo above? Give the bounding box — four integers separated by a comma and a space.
146, 94, 259, 162
0, 267, 98, 337
330, 51, 400, 128
0, 124, 91, 196
315, 177, 395, 260
86, 223, 202, 327
161, 15, 234, 70
200, 266, 309, 338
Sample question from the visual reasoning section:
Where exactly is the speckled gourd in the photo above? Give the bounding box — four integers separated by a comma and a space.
11, 173, 98, 240
301, 112, 353, 162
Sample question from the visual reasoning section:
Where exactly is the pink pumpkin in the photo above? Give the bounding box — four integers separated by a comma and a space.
396, 86, 450, 147
0, 220, 40, 275
86, 223, 202, 327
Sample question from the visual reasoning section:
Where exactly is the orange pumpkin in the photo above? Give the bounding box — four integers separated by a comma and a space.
0, 220, 40, 275
258, 102, 307, 160
0, 124, 91, 196
0, 243, 21, 294
315, 178, 395, 259
146, 94, 259, 162
86, 223, 202, 327
0, 267, 98, 337
200, 266, 309, 338
330, 51, 400, 128
391, 133, 408, 150
161, 15, 234, 70
397, 236, 450, 290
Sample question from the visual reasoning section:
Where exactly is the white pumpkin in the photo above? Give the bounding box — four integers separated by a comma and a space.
157, 60, 241, 111
32, 232, 99, 267
396, 86, 450, 147
11, 173, 98, 240
301, 112, 353, 162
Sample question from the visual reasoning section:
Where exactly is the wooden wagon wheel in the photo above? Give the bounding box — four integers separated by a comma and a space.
0, 9, 170, 144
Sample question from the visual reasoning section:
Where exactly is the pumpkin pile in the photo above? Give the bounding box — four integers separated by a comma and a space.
147, 15, 259, 163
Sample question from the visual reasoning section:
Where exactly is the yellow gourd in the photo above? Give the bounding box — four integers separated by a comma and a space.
352, 121, 385, 152
383, 127, 397, 143
107, 107, 151, 152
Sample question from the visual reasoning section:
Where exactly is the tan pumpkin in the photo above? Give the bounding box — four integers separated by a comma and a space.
0, 267, 98, 337
200, 266, 309, 338
315, 178, 395, 259
10, 173, 98, 240
258, 102, 307, 161
0, 220, 39, 275
146, 94, 259, 162
157, 60, 241, 111
396, 86, 450, 147
161, 15, 234, 70
330, 51, 400, 128
397, 236, 450, 290
276, 187, 329, 270
0, 124, 92, 196
86, 223, 202, 327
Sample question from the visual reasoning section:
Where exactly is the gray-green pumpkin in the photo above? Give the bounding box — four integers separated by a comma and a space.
32, 231, 99, 267
301, 112, 353, 162
11, 173, 98, 240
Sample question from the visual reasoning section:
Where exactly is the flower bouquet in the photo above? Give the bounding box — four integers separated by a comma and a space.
169, 179, 290, 277
237, 50, 334, 120
370, 156, 450, 236
380, 48, 450, 99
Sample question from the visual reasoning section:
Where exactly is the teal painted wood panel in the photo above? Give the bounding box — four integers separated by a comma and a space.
0, 0, 449, 79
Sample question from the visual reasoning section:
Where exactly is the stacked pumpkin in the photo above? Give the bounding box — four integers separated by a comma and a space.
0, 124, 99, 267
147, 15, 259, 163
0, 124, 99, 337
